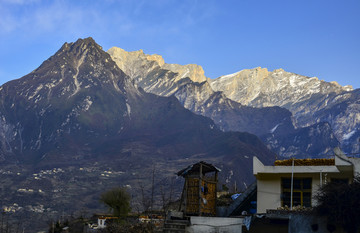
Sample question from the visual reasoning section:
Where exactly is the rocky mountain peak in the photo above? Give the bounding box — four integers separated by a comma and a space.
57, 37, 102, 58
107, 47, 165, 78
107, 46, 207, 84
330, 81, 353, 91
209, 67, 352, 108
273, 68, 285, 73
54, 37, 107, 65
163, 63, 206, 83
146, 54, 165, 66
1, 37, 138, 113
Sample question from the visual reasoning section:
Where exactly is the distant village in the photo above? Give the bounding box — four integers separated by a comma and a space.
25, 147, 358, 233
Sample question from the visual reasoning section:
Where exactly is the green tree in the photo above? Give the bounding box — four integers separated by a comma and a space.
222, 184, 229, 192
100, 187, 131, 218
314, 176, 360, 233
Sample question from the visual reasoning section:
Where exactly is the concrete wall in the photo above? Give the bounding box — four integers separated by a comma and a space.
186, 216, 243, 233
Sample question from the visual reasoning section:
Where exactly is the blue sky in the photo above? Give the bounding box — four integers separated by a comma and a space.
0, 0, 359, 88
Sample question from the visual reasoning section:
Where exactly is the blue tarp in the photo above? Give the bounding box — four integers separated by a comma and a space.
231, 193, 241, 200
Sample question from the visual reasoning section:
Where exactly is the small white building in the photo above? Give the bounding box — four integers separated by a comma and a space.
98, 217, 106, 228
97, 216, 118, 229
253, 150, 360, 213
186, 216, 244, 233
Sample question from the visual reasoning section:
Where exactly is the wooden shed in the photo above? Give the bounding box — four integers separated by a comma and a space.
177, 161, 220, 216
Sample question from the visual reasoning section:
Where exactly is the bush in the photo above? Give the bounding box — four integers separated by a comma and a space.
314, 176, 360, 233
100, 187, 131, 218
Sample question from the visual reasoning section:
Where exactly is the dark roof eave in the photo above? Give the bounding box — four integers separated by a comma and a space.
177, 161, 221, 177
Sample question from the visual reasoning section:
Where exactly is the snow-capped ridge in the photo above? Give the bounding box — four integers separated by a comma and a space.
209, 67, 352, 107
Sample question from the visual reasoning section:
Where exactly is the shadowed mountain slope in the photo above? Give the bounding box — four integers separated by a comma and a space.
0, 38, 278, 231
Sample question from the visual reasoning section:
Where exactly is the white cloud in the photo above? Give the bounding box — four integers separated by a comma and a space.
0, 0, 218, 38
0, 0, 130, 37
0, 8, 18, 33
32, 2, 85, 31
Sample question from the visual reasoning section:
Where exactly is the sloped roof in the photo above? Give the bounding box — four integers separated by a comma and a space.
226, 182, 257, 217
177, 161, 221, 177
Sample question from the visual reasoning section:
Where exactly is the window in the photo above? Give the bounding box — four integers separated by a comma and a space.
281, 178, 312, 207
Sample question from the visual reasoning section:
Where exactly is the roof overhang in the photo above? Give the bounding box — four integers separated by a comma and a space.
177, 161, 221, 177
253, 156, 341, 176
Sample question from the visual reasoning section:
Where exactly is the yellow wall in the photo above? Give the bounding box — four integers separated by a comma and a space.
256, 171, 353, 213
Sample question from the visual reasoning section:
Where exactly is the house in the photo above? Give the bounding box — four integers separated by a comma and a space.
253, 149, 360, 213
177, 161, 220, 216
165, 161, 244, 233
96, 216, 118, 229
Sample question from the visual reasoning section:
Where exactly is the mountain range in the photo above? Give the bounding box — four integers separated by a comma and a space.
0, 37, 358, 231
108, 47, 359, 157
0, 38, 275, 231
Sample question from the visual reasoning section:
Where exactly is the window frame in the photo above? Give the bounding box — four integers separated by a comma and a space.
281, 177, 312, 208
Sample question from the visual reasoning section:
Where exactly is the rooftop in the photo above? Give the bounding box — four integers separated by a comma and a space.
274, 158, 335, 166
177, 161, 221, 177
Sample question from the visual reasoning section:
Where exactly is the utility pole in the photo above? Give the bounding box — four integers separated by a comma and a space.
290, 158, 294, 210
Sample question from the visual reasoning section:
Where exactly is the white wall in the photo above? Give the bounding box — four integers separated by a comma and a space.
186, 216, 243, 233
257, 175, 281, 213
257, 174, 326, 213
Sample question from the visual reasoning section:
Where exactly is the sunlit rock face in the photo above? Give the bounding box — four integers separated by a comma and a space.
209, 67, 352, 109
209, 67, 359, 153
108, 47, 207, 96
108, 48, 347, 157
108, 48, 294, 136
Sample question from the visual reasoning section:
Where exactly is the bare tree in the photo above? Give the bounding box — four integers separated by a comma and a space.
137, 166, 157, 214
138, 181, 151, 213
160, 176, 175, 215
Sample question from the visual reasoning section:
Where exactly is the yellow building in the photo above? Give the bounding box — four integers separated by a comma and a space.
253, 150, 360, 213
